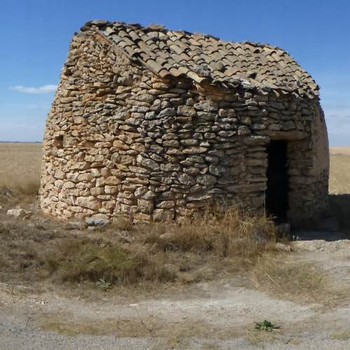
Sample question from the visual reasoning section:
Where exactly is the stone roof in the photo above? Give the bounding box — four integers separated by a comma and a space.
81, 20, 319, 98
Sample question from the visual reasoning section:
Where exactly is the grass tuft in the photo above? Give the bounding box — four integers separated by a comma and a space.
42, 238, 177, 285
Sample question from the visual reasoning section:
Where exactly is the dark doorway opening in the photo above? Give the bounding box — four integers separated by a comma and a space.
266, 140, 289, 223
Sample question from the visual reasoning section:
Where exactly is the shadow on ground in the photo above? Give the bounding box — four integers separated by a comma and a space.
329, 194, 350, 230
293, 194, 350, 241
294, 230, 350, 241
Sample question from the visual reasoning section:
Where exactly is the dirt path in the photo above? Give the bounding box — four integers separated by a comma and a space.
1, 236, 350, 349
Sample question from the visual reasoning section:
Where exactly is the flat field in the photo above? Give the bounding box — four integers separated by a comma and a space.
329, 147, 350, 194
0, 142, 41, 190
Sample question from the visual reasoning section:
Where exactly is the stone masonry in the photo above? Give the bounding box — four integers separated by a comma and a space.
39, 21, 329, 227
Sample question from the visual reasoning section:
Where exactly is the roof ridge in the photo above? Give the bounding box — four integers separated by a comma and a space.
80, 20, 319, 97
83, 21, 278, 49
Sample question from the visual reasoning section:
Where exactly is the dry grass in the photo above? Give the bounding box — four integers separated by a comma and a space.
245, 329, 280, 347
0, 143, 41, 191
0, 205, 277, 288
251, 255, 347, 306
145, 209, 276, 259
0, 143, 41, 207
329, 153, 350, 194
37, 311, 243, 349
38, 312, 214, 338
43, 236, 177, 285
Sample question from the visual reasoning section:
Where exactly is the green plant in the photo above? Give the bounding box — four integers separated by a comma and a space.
96, 278, 112, 291
254, 320, 280, 332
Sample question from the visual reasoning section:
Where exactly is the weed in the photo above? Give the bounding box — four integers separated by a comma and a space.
254, 320, 280, 332
96, 278, 112, 291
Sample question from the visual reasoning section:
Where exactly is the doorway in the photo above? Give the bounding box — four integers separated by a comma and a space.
266, 140, 289, 222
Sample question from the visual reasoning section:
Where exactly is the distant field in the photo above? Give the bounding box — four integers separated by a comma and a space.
0, 143, 42, 190
329, 148, 350, 194
0, 143, 349, 195
330, 147, 350, 156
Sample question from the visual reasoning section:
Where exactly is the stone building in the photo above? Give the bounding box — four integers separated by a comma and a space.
40, 20, 329, 227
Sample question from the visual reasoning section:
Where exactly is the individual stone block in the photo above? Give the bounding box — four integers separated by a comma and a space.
197, 174, 217, 186
137, 199, 154, 214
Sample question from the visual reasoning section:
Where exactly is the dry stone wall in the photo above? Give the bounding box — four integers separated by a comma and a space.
40, 29, 329, 226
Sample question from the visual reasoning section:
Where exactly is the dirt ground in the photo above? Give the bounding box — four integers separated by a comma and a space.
0, 144, 350, 349
1, 236, 350, 349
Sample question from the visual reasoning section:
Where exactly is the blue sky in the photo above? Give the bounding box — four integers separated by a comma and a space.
0, 0, 349, 145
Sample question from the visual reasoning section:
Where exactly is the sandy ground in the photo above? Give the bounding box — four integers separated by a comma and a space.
1, 235, 350, 349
